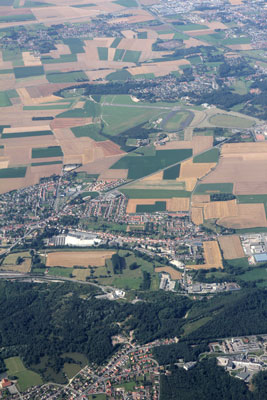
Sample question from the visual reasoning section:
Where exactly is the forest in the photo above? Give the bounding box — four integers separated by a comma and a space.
0, 282, 266, 383
160, 358, 267, 400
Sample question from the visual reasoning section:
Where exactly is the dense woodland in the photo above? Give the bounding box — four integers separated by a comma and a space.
0, 282, 266, 384
160, 359, 267, 400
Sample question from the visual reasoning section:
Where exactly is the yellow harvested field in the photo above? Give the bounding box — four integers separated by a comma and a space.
205, 21, 228, 30
222, 142, 267, 155
72, 269, 90, 281
99, 169, 128, 180
184, 37, 210, 48
179, 159, 216, 179
229, 0, 243, 4
203, 240, 223, 269
192, 194, 210, 203
191, 207, 204, 225
155, 266, 182, 280
192, 135, 213, 154
46, 250, 115, 268
3, 125, 50, 134
203, 200, 238, 219
128, 58, 190, 76
228, 44, 253, 50
218, 203, 267, 229
182, 177, 197, 191
122, 30, 136, 39
22, 51, 41, 66
126, 198, 159, 213
167, 197, 190, 212
155, 140, 192, 150
218, 235, 245, 259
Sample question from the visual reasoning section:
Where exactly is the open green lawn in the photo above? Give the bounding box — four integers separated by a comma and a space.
2, 130, 53, 139
47, 267, 74, 278
182, 317, 212, 336
0, 91, 11, 107
71, 124, 105, 141
193, 148, 219, 163
32, 146, 63, 158
120, 188, 191, 198
102, 105, 162, 135
5, 357, 43, 392
97, 47, 108, 60
163, 111, 190, 131
46, 70, 88, 83
111, 149, 192, 179
14, 65, 44, 79
237, 267, 267, 283
195, 183, 233, 194
209, 113, 254, 128
57, 100, 100, 118
0, 167, 26, 178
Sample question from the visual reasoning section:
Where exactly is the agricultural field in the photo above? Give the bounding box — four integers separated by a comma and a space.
32, 146, 63, 158
218, 235, 245, 260
4, 357, 43, 392
111, 149, 192, 179
1, 251, 32, 273
46, 250, 116, 268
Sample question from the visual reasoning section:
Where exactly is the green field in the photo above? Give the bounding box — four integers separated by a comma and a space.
46, 70, 88, 83
223, 37, 251, 45
2, 130, 53, 139
14, 65, 44, 79
138, 31, 147, 39
110, 37, 122, 48
2, 48, 22, 63
5, 357, 42, 392
71, 124, 105, 141
111, 149, 192, 179
122, 50, 141, 63
163, 164, 180, 179
196, 32, 225, 45
24, 104, 70, 110
106, 69, 132, 81
177, 23, 208, 31
0, 91, 11, 107
0, 167, 27, 178
195, 183, 233, 194
237, 267, 267, 284
41, 54, 77, 64
0, 68, 13, 74
63, 38, 85, 53
120, 188, 191, 198
32, 146, 63, 158
193, 148, 219, 163
188, 55, 202, 65
97, 47, 108, 60
102, 105, 162, 135
0, 14, 35, 23
209, 114, 254, 128
113, 48, 125, 61
31, 161, 63, 167
115, 0, 138, 7
47, 267, 74, 278
163, 111, 190, 131
57, 100, 100, 118
136, 201, 166, 213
